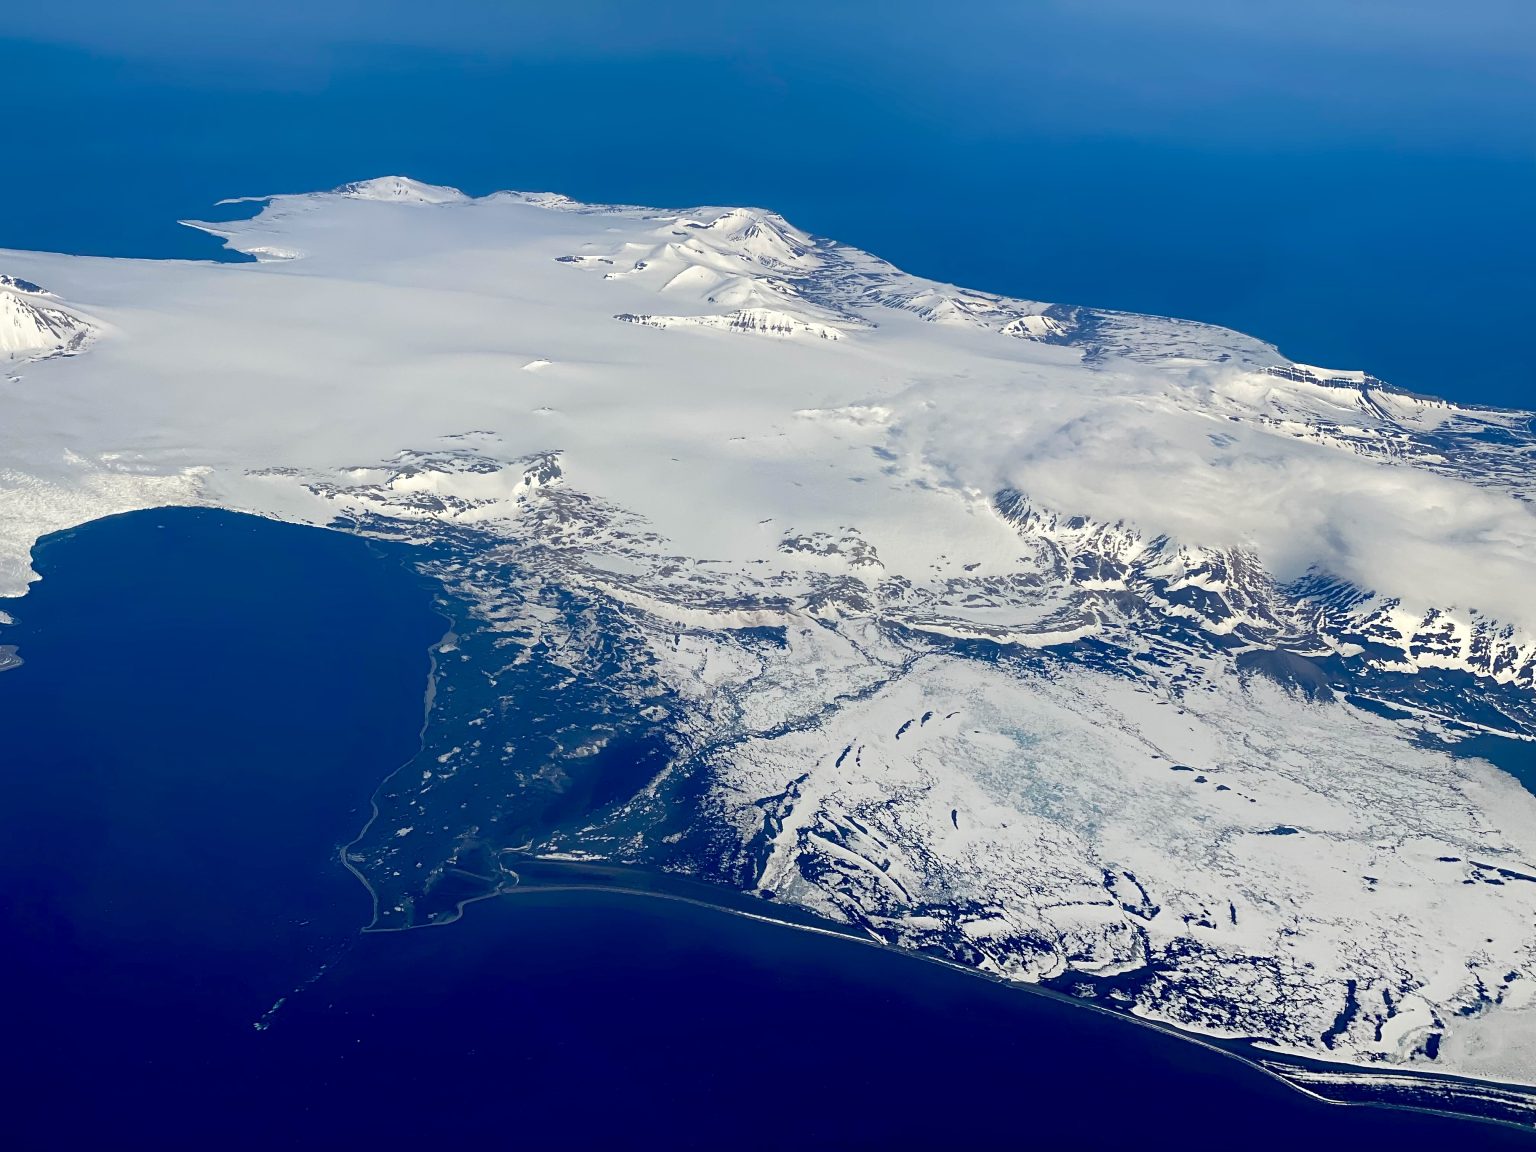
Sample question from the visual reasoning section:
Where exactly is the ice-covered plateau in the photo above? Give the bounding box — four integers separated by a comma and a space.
4, 176, 1536, 1097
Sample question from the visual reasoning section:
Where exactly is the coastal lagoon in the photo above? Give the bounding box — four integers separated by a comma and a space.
1, 509, 1531, 1148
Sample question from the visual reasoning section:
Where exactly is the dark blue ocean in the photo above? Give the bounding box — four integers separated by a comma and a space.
1, 509, 1531, 1149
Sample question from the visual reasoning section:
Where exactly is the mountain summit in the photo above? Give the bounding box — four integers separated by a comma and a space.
0, 280, 91, 358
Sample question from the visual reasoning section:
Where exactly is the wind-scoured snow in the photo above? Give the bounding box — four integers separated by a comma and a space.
2, 177, 1535, 1094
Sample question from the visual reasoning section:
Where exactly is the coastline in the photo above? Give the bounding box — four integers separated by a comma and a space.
320, 533, 1536, 1136
10, 503, 1530, 1148
336, 559, 456, 932
410, 853, 1536, 1133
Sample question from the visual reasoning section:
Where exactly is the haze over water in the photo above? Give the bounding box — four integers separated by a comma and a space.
3, 1, 1533, 409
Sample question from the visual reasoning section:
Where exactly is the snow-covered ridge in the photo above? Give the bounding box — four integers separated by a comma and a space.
0, 275, 51, 295
2, 178, 1535, 1094
615, 309, 844, 340
334, 176, 469, 204
0, 279, 92, 359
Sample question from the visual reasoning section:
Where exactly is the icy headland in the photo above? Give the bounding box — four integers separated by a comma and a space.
3, 177, 1536, 1098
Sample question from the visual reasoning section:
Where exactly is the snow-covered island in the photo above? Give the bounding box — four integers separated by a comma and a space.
4, 177, 1536, 1108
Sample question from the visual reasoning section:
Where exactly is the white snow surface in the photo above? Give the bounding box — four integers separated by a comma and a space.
0, 180, 1530, 634
4, 177, 1536, 1086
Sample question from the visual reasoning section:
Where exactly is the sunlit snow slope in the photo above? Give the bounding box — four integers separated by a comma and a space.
3, 177, 1536, 1091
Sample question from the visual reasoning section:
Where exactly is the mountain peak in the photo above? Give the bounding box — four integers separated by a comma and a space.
332, 176, 468, 205
0, 285, 91, 358
688, 206, 815, 267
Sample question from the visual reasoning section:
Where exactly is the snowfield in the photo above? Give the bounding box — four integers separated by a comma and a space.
3, 176, 1536, 1092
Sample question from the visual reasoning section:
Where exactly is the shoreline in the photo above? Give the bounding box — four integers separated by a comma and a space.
404, 854, 1536, 1134
335, 544, 457, 932
323, 536, 1536, 1136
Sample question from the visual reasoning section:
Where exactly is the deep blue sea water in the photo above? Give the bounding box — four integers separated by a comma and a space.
1, 508, 1532, 1149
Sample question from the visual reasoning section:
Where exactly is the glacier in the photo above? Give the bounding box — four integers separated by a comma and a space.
3, 176, 1536, 1103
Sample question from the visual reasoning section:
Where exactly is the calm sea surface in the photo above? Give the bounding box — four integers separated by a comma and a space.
0, 508, 1531, 1149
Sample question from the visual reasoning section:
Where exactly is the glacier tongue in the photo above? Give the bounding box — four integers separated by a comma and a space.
2, 178, 1536, 1093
